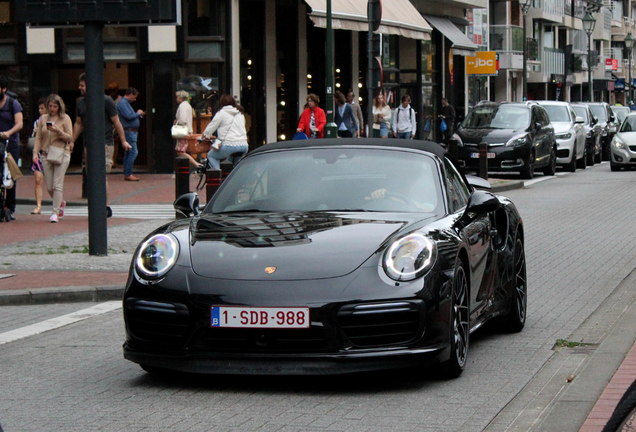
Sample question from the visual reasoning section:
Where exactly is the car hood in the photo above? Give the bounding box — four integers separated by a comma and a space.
551, 122, 573, 134
188, 211, 431, 280
616, 131, 636, 143
457, 127, 526, 144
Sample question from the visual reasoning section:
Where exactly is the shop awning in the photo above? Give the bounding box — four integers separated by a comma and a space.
423, 15, 478, 56
305, 0, 432, 40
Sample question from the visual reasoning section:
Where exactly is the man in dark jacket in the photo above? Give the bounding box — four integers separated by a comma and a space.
334, 91, 358, 138
440, 97, 456, 143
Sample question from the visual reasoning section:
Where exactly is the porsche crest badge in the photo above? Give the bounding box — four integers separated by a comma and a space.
264, 266, 277, 274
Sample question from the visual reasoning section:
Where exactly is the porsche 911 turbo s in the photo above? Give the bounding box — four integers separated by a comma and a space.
123, 139, 527, 378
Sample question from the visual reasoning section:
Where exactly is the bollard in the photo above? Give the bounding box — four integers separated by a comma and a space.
175, 156, 190, 219
81, 167, 87, 199
478, 141, 488, 180
205, 168, 222, 203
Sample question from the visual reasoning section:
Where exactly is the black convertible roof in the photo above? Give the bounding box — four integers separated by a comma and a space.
250, 138, 448, 159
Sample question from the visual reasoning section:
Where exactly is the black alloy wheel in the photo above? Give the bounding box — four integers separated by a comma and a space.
543, 148, 557, 176
441, 262, 469, 378
586, 142, 595, 166
502, 235, 527, 332
519, 152, 535, 179
577, 145, 587, 169
566, 147, 577, 172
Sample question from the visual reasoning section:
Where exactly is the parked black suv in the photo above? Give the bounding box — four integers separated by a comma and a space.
455, 101, 557, 179
586, 102, 617, 161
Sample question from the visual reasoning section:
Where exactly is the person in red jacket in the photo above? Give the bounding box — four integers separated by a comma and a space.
296, 93, 326, 138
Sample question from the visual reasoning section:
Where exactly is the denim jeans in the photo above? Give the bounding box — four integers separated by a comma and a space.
206, 142, 249, 170
123, 130, 138, 176
397, 131, 412, 139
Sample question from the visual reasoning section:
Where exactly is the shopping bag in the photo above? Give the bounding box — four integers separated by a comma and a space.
439, 119, 448, 132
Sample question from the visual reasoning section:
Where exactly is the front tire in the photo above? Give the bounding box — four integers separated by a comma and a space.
586, 143, 595, 166
501, 235, 527, 333
543, 148, 557, 176
440, 262, 469, 378
519, 153, 535, 179
566, 147, 577, 172
577, 146, 587, 169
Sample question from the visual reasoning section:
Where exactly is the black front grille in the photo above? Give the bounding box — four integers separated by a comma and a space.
191, 327, 336, 353
628, 146, 636, 151
337, 301, 423, 348
557, 149, 570, 158
125, 298, 191, 347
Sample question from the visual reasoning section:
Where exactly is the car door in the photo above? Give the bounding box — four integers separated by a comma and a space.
444, 158, 493, 319
571, 107, 586, 159
532, 106, 553, 165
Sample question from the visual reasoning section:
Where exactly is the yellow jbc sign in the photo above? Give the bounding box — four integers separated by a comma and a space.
466, 51, 498, 75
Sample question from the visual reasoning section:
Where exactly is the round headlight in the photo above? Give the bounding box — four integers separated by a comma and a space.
383, 233, 437, 281
135, 234, 179, 279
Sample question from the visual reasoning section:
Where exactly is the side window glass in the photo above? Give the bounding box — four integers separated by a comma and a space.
443, 158, 470, 212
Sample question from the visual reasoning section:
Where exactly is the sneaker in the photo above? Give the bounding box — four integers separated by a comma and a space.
58, 200, 66, 218
9, 211, 15, 221
49, 213, 58, 223
106, 206, 112, 218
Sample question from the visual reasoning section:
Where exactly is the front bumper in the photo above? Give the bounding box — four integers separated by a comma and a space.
610, 144, 636, 167
457, 144, 530, 172
122, 266, 453, 375
555, 137, 576, 164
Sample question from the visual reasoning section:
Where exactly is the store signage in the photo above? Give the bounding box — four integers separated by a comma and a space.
466, 51, 498, 75
605, 58, 618, 71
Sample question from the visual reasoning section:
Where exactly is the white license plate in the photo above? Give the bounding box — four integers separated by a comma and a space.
211, 306, 310, 329
470, 152, 496, 159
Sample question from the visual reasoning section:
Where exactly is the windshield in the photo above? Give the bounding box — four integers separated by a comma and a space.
589, 105, 608, 122
613, 107, 630, 123
619, 116, 636, 132
209, 148, 444, 214
542, 105, 571, 123
572, 106, 589, 123
461, 105, 530, 129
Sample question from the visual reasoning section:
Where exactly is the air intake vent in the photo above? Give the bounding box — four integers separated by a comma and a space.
338, 301, 423, 348
125, 298, 191, 347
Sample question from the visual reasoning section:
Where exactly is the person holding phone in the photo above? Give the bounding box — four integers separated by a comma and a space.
32, 94, 73, 223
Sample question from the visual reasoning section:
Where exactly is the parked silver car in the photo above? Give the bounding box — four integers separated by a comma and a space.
610, 112, 636, 171
572, 103, 602, 165
537, 101, 587, 171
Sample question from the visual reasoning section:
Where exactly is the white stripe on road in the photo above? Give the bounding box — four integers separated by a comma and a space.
523, 172, 569, 186
0, 301, 122, 345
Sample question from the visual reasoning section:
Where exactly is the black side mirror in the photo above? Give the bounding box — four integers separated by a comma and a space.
455, 190, 500, 228
174, 192, 200, 218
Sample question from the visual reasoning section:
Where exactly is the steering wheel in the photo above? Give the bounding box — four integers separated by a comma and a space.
383, 191, 419, 208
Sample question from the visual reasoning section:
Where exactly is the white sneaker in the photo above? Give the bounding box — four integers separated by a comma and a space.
49, 213, 59, 223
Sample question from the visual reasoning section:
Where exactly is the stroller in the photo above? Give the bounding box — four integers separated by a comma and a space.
0, 140, 12, 222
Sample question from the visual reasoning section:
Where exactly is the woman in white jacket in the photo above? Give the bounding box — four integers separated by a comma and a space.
202, 94, 249, 170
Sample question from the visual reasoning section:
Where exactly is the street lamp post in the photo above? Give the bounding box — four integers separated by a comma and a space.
583, 12, 597, 102
520, 0, 533, 101
324, 0, 337, 138
625, 32, 634, 104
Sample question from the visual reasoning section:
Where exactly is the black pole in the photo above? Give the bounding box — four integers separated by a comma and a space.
85, 22, 108, 256
175, 156, 190, 219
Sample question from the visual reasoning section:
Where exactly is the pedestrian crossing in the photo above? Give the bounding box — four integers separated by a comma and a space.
61, 204, 176, 220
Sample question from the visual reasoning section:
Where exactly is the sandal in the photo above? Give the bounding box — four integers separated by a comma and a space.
30, 206, 42, 215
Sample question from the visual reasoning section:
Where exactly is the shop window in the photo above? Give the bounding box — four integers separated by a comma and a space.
176, 63, 222, 128
0, 1, 14, 39
186, 0, 224, 37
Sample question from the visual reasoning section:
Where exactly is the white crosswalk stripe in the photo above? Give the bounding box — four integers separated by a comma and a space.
61, 204, 176, 219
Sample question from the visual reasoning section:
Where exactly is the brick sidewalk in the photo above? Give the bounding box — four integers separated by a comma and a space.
579, 343, 636, 431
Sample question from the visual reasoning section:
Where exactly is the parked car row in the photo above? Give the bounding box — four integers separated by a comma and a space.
452, 100, 619, 179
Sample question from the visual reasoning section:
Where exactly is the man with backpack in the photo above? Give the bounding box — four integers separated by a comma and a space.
0, 75, 24, 220
392, 94, 416, 139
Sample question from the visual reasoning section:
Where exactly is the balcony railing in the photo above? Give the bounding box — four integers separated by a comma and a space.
490, 25, 524, 52
528, 47, 565, 75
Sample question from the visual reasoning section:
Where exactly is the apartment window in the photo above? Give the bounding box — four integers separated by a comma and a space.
187, 0, 224, 37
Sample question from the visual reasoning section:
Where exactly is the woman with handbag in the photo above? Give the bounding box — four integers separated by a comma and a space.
202, 94, 249, 170
32, 94, 73, 223
173, 90, 201, 168
29, 98, 47, 214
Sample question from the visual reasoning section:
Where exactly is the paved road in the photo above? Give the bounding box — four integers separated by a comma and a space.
1, 163, 635, 432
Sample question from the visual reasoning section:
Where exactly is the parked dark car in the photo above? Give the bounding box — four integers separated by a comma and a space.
455, 101, 557, 179
123, 139, 527, 378
586, 102, 617, 161
572, 103, 602, 165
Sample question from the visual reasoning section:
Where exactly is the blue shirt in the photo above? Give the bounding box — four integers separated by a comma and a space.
116, 97, 141, 129
0, 96, 22, 147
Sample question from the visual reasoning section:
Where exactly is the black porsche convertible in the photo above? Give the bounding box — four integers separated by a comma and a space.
123, 138, 526, 378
